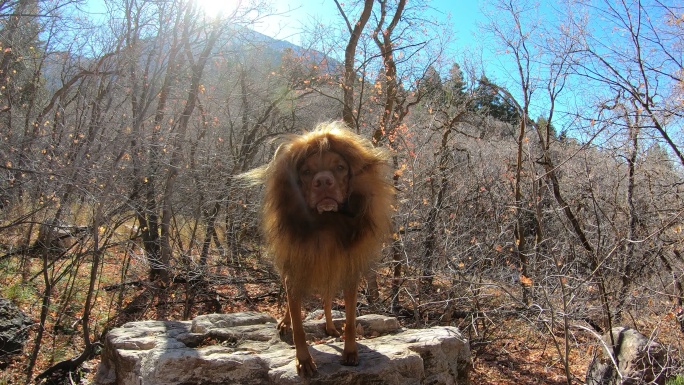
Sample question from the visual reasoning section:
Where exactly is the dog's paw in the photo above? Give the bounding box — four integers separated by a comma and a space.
295, 355, 317, 376
341, 348, 359, 366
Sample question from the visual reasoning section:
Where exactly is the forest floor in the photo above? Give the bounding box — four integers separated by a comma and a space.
1, 253, 683, 385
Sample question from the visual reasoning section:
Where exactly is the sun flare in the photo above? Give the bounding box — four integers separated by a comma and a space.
193, 0, 243, 19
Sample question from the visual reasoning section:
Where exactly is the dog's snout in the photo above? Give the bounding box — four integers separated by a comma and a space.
313, 171, 335, 188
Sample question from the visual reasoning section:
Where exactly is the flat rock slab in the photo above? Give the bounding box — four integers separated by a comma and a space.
95, 312, 470, 385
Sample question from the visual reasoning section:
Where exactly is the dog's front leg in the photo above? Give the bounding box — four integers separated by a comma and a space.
341, 285, 359, 366
284, 277, 317, 375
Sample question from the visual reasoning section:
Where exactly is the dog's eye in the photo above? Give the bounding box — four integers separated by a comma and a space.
336, 164, 346, 172
301, 169, 311, 176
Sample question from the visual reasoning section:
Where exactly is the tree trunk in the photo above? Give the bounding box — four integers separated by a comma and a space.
422, 124, 451, 292
616, 113, 639, 322
336, 0, 374, 129
159, 19, 222, 285
513, 117, 532, 306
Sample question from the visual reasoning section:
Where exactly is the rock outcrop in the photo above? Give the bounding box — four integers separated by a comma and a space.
585, 326, 669, 385
95, 312, 470, 385
0, 297, 33, 368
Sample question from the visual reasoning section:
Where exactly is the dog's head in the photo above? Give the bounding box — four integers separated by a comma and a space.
240, 121, 393, 235
241, 122, 395, 290
297, 149, 350, 214
278, 123, 388, 217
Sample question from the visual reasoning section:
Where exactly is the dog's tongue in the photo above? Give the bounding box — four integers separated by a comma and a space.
317, 198, 339, 214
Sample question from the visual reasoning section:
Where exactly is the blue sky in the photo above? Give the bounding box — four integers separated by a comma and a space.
142, 0, 487, 56
244, 0, 497, 82
249, 0, 488, 58
189, 0, 539, 115
80, 1, 682, 142
257, 0, 526, 86
83, 0, 532, 114
82, 0, 556, 108
83, 1, 485, 42
83, 0, 491, 75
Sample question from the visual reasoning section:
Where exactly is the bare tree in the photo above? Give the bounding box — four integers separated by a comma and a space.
481, 0, 537, 307
568, 0, 684, 166
335, 0, 374, 129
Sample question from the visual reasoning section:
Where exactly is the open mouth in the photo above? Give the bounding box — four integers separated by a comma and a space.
316, 198, 339, 214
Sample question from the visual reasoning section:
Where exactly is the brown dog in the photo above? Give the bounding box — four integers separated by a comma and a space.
242, 122, 394, 375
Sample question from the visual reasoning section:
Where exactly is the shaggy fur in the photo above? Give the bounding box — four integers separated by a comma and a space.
242, 122, 394, 374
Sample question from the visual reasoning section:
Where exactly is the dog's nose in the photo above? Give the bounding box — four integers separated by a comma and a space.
313, 171, 335, 188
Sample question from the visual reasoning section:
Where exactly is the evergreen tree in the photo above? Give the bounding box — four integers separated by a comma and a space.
444, 62, 466, 102
471, 75, 520, 124
421, 65, 444, 103
536, 116, 558, 141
